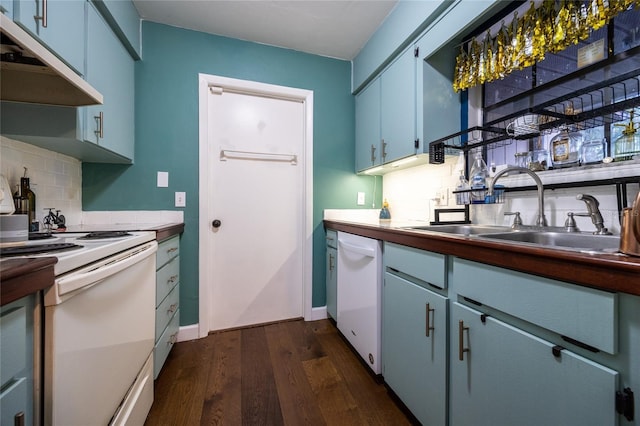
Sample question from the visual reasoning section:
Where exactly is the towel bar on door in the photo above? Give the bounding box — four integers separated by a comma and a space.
219, 149, 297, 164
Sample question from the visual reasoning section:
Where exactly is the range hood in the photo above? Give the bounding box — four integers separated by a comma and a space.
0, 14, 102, 106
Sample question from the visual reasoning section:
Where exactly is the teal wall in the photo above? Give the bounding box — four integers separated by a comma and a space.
82, 21, 380, 326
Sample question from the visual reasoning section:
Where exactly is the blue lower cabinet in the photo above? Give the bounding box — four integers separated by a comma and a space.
383, 271, 447, 426
450, 302, 618, 426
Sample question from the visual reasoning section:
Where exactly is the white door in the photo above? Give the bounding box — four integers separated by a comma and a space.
206, 86, 305, 331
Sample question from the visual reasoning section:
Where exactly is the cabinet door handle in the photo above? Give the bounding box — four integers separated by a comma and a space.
329, 253, 335, 271
382, 139, 388, 162
370, 144, 377, 164
458, 320, 470, 361
34, 0, 47, 27
167, 274, 178, 284
425, 303, 434, 337
167, 303, 178, 314
94, 111, 104, 139
166, 247, 178, 254
14, 411, 25, 426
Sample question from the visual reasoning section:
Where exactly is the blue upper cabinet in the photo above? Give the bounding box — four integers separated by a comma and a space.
12, 0, 86, 74
90, 0, 142, 58
355, 78, 381, 172
84, 3, 135, 161
380, 46, 417, 163
355, 45, 419, 172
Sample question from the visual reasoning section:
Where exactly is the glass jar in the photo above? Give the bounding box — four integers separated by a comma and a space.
580, 138, 606, 164
549, 127, 582, 168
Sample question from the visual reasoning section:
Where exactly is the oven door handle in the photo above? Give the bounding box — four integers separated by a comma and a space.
56, 241, 158, 297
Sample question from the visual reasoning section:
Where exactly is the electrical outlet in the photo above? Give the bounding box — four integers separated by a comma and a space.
175, 192, 186, 207
357, 192, 365, 205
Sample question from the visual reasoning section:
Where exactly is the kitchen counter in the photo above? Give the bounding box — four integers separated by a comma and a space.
49, 222, 185, 241
324, 219, 640, 296
0, 257, 56, 305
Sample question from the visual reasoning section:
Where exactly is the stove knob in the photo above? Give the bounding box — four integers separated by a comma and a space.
212, 219, 222, 228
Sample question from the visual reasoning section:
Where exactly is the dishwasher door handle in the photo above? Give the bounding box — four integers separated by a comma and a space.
338, 240, 376, 258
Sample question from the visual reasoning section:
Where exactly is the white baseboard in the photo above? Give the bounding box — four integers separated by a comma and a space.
310, 306, 328, 321
177, 324, 200, 342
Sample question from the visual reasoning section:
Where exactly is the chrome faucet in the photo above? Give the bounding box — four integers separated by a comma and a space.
575, 194, 611, 235
488, 166, 548, 227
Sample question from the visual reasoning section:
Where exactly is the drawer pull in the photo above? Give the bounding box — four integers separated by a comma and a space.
167, 275, 178, 284
458, 320, 469, 361
167, 303, 178, 314
168, 332, 178, 345
329, 253, 335, 271
425, 303, 434, 337
166, 247, 178, 254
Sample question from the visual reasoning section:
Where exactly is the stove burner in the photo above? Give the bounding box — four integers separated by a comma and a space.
29, 232, 55, 241
0, 243, 83, 256
78, 231, 133, 240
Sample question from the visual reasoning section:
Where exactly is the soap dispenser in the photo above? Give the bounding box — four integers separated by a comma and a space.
613, 111, 640, 161
379, 199, 391, 220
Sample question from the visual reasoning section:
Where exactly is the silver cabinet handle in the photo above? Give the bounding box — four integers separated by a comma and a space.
382, 139, 388, 162
459, 320, 469, 361
426, 303, 434, 337
94, 111, 104, 139
167, 274, 178, 284
167, 303, 178, 314
34, 0, 47, 27
329, 253, 335, 271
370, 144, 377, 164
167, 247, 178, 254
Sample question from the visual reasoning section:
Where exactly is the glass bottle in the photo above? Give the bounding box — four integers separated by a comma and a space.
20, 177, 36, 227
455, 170, 470, 205
469, 152, 488, 203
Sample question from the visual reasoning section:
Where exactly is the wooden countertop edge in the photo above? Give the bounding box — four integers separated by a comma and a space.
324, 220, 640, 296
154, 223, 185, 242
1, 257, 57, 306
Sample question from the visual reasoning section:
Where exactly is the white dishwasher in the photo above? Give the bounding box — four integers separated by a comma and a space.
337, 232, 382, 374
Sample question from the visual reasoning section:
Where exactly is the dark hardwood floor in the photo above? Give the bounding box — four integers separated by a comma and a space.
145, 319, 414, 425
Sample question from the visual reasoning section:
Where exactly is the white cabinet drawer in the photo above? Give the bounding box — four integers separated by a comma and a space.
0, 305, 26, 385
156, 236, 179, 270
156, 256, 179, 307
453, 258, 617, 354
154, 311, 179, 379
385, 242, 447, 289
155, 284, 179, 341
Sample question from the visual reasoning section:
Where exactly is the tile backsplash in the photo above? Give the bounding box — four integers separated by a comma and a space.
1, 137, 184, 227
1, 136, 83, 226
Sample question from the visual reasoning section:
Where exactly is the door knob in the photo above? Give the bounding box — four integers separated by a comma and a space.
212, 219, 222, 228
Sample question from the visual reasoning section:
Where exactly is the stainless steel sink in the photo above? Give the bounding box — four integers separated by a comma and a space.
479, 231, 620, 252
404, 224, 512, 236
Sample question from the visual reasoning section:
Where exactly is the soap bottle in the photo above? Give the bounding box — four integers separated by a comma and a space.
455, 170, 470, 205
613, 111, 640, 161
379, 199, 391, 220
469, 152, 487, 203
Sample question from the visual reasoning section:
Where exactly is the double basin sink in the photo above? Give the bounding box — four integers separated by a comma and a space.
403, 224, 620, 254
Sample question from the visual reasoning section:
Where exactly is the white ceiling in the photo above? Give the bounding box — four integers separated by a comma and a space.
132, 0, 398, 60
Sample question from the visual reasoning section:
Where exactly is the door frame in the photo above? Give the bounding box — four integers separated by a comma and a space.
197, 73, 314, 338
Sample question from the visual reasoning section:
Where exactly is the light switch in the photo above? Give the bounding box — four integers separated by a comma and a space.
157, 171, 169, 187
175, 192, 186, 207
357, 192, 365, 205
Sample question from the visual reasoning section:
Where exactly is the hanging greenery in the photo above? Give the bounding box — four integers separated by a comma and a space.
453, 0, 640, 92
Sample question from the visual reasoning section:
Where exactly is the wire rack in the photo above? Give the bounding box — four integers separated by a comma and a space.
429, 56, 640, 164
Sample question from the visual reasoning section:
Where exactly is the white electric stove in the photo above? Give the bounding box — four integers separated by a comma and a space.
2, 230, 159, 425
0, 231, 156, 275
